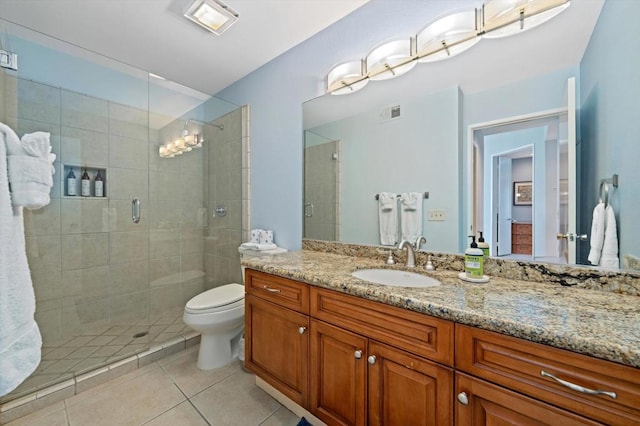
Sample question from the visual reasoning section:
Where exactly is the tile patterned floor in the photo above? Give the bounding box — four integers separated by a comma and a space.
6, 345, 300, 426
5, 308, 192, 401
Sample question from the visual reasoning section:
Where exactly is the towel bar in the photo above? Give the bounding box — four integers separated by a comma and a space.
374, 192, 429, 200
598, 174, 618, 208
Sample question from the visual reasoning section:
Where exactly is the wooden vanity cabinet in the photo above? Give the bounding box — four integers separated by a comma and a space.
455, 325, 640, 426
244, 271, 310, 407
309, 287, 454, 426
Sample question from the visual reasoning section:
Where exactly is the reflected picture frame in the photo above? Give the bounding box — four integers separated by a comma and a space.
514, 181, 532, 205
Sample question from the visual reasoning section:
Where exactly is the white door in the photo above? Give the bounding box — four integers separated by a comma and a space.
565, 77, 578, 263
497, 156, 512, 256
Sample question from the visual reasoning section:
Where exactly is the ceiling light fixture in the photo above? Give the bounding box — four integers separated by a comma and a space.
366, 39, 416, 81
326, 0, 570, 95
417, 9, 480, 63
327, 60, 369, 95
183, 0, 239, 36
481, 0, 570, 38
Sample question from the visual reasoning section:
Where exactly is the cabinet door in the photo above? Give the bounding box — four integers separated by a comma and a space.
368, 340, 453, 426
245, 294, 309, 406
310, 319, 367, 426
455, 373, 602, 426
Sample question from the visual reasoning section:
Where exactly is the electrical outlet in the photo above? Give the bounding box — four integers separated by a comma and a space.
428, 209, 445, 221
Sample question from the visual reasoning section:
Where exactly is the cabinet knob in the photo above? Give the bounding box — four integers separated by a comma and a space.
298, 326, 306, 335
457, 392, 469, 405
354, 350, 363, 359
367, 355, 377, 365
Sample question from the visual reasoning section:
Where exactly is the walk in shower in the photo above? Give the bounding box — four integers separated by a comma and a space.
0, 20, 248, 403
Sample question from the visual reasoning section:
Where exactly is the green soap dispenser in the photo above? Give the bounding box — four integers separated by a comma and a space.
465, 235, 485, 279
477, 231, 489, 258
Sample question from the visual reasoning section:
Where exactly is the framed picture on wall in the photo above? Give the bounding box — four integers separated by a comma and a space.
514, 181, 532, 205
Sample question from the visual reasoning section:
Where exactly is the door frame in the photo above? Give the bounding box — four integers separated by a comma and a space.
466, 107, 567, 255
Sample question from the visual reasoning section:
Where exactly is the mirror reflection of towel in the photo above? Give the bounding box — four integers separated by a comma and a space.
378, 192, 397, 245
400, 192, 423, 241
588, 202, 619, 269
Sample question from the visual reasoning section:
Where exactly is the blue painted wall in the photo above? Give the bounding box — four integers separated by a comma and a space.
580, 0, 640, 266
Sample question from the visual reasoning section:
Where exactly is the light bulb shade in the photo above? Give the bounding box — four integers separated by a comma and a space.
184, 133, 199, 146
366, 39, 416, 81
167, 142, 178, 153
327, 60, 369, 95
159, 146, 168, 157
482, 0, 570, 39
175, 138, 186, 150
417, 9, 480, 63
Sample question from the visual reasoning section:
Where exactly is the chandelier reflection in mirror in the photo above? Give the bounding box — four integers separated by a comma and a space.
326, 0, 570, 95
158, 119, 223, 158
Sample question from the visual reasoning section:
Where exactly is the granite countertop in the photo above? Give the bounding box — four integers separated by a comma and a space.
242, 250, 640, 369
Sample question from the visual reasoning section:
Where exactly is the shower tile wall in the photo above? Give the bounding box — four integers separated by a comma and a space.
205, 107, 246, 288
304, 140, 340, 241
1, 76, 201, 396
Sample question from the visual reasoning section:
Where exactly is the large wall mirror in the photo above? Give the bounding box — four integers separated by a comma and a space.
303, 0, 640, 271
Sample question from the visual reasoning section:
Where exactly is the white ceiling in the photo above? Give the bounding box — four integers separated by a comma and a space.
0, 0, 369, 95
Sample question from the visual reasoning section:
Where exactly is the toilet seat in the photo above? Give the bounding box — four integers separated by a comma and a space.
185, 283, 244, 314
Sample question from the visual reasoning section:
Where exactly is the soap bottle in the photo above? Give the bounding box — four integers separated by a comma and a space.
66, 169, 77, 196
94, 170, 104, 197
465, 235, 484, 279
477, 231, 489, 258
81, 168, 91, 196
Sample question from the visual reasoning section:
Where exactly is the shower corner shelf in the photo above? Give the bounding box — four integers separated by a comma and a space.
61, 163, 108, 199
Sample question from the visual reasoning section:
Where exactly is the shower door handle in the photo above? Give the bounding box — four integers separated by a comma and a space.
304, 203, 314, 218
132, 198, 141, 224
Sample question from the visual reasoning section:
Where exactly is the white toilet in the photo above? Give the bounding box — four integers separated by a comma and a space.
183, 245, 287, 370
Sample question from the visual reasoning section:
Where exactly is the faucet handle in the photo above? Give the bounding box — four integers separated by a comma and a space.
424, 255, 435, 271
415, 236, 427, 250
385, 251, 396, 265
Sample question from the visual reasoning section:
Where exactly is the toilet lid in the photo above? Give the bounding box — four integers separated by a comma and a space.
186, 283, 244, 311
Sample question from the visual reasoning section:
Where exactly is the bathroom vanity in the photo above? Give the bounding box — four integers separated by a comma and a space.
243, 250, 640, 426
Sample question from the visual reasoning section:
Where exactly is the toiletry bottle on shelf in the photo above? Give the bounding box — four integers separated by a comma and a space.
81, 168, 91, 196
477, 231, 489, 258
465, 235, 484, 279
66, 169, 77, 196
94, 170, 104, 197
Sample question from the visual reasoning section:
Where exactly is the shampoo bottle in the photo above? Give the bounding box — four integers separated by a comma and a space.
66, 169, 77, 196
94, 170, 104, 197
477, 231, 489, 258
81, 168, 91, 196
465, 236, 484, 279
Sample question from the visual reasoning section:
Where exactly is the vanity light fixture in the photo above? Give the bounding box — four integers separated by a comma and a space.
326, 0, 570, 95
417, 9, 480, 63
366, 39, 416, 81
183, 0, 239, 35
327, 60, 369, 95
481, 0, 570, 39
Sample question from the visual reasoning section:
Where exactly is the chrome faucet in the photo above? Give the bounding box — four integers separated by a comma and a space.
397, 240, 416, 268
414, 236, 426, 250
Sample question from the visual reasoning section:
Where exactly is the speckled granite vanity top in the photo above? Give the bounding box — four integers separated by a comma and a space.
242, 250, 640, 369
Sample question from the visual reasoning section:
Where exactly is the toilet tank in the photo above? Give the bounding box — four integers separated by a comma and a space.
238, 246, 288, 283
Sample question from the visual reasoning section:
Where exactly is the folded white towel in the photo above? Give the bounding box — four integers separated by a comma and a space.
378, 192, 398, 245
240, 242, 279, 251
0, 124, 55, 210
400, 192, 418, 211
0, 127, 42, 396
400, 192, 423, 241
587, 202, 619, 269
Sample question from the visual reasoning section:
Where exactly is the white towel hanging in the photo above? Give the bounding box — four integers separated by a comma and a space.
587, 202, 619, 269
399, 192, 423, 241
378, 192, 398, 245
0, 123, 43, 396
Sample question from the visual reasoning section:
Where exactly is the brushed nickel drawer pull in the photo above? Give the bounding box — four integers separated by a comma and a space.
263, 286, 281, 293
298, 326, 306, 335
540, 371, 617, 399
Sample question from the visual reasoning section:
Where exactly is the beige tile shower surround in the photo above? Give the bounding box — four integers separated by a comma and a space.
1, 77, 251, 421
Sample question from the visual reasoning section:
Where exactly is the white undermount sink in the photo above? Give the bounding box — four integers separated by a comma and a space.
351, 269, 441, 288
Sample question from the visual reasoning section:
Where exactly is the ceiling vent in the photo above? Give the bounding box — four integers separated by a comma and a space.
379, 104, 402, 123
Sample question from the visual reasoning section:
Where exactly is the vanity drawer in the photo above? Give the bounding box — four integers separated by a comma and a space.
245, 269, 309, 314
310, 287, 454, 366
455, 324, 640, 425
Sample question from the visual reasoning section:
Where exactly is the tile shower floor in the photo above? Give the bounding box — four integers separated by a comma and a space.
7, 307, 193, 400
6, 345, 300, 426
